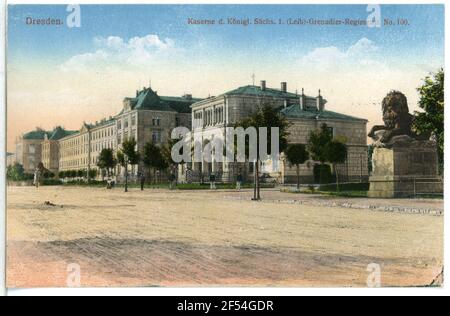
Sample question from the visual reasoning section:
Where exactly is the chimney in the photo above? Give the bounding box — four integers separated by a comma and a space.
136, 90, 139, 97
184, 94, 193, 100
317, 90, 325, 112
281, 82, 287, 93
261, 80, 266, 91
300, 88, 307, 111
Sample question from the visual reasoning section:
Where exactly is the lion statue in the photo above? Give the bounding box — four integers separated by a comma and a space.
368, 91, 430, 147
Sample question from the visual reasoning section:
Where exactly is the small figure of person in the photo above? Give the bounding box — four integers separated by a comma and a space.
210, 173, 216, 190
33, 167, 41, 188
236, 171, 243, 192
169, 173, 176, 190
140, 172, 146, 191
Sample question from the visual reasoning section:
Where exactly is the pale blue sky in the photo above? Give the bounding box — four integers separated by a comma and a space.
8, 4, 445, 67
6, 4, 445, 151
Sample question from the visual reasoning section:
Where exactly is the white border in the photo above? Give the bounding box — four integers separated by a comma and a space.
1, 0, 6, 298
2, 0, 449, 296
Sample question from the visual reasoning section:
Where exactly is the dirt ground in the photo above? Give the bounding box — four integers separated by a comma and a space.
6, 186, 444, 288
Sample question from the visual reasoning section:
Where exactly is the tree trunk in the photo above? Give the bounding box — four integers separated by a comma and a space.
253, 161, 257, 200
335, 164, 340, 192
124, 162, 128, 193
256, 159, 261, 200
296, 164, 300, 190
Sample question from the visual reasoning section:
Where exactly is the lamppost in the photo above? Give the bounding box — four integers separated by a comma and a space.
124, 153, 129, 193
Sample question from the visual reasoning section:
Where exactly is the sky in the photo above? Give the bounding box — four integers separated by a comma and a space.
6, 4, 445, 151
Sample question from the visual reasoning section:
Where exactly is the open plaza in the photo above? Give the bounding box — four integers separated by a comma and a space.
7, 186, 443, 288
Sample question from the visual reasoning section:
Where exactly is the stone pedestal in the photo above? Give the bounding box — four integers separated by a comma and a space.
369, 140, 441, 198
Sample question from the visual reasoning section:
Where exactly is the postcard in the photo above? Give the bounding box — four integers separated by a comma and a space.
4, 3, 444, 290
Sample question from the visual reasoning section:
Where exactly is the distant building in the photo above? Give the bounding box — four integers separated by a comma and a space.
15, 128, 53, 174
57, 87, 201, 180
116, 88, 200, 178
182, 81, 368, 184
6, 152, 16, 167
41, 127, 77, 175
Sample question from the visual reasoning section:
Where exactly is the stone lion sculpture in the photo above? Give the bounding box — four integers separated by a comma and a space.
368, 91, 430, 147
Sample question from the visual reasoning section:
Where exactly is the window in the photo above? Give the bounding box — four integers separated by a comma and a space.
131, 115, 136, 126
125, 119, 129, 128
118, 120, 122, 130
152, 131, 161, 143
29, 145, 36, 154
153, 117, 161, 126
326, 127, 334, 137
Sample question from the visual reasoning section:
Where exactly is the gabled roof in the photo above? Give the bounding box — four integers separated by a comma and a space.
281, 104, 367, 122
23, 129, 52, 140
223, 85, 306, 100
48, 127, 78, 140
124, 88, 202, 113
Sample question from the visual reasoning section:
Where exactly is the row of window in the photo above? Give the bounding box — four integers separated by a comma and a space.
117, 115, 137, 130
61, 129, 160, 161
193, 107, 225, 128
92, 127, 115, 141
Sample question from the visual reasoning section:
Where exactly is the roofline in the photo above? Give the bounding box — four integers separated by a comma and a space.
286, 116, 368, 123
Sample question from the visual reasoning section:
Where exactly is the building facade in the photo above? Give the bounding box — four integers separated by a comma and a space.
115, 88, 200, 179
15, 129, 54, 174
41, 127, 77, 175
6, 153, 16, 167
56, 87, 200, 180
180, 81, 368, 184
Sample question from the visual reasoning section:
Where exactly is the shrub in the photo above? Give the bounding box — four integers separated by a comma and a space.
319, 182, 370, 192
42, 179, 63, 186
313, 164, 334, 184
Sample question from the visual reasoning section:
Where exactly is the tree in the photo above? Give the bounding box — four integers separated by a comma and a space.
143, 142, 168, 184
88, 169, 98, 179
236, 105, 290, 200
307, 124, 334, 184
413, 68, 444, 172
97, 148, 117, 178
325, 141, 348, 191
161, 137, 182, 180
58, 171, 65, 179
117, 138, 140, 192
285, 144, 309, 190
7, 163, 25, 181
43, 171, 55, 179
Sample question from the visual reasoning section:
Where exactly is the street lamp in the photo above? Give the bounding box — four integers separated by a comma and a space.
124, 153, 129, 193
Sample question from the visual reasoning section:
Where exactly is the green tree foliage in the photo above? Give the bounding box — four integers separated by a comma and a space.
117, 138, 140, 167
143, 142, 169, 183
236, 105, 290, 200
308, 124, 348, 186
413, 68, 444, 169
325, 141, 348, 191
7, 163, 25, 181
43, 171, 55, 179
117, 138, 140, 192
307, 124, 333, 163
88, 169, 98, 179
97, 148, 117, 177
285, 144, 309, 189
